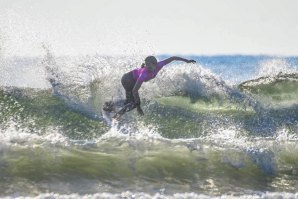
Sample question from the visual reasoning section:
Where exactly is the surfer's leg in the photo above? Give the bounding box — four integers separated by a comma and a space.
125, 91, 134, 105
121, 72, 136, 105
111, 72, 137, 119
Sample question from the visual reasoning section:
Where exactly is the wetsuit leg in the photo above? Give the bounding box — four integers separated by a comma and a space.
121, 71, 136, 105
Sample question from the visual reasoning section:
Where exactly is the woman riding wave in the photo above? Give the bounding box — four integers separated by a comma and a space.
119, 56, 196, 116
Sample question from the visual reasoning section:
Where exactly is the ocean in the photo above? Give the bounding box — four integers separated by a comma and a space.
0, 51, 298, 198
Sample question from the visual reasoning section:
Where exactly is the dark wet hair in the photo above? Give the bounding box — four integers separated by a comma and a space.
141, 56, 157, 68
145, 56, 157, 64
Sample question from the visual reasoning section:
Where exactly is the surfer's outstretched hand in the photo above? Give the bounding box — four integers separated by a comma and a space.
186, 59, 196, 64
137, 106, 144, 116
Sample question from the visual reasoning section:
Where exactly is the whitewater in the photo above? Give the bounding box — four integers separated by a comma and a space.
0, 49, 298, 198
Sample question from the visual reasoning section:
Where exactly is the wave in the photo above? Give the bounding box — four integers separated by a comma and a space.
1, 53, 298, 197
0, 87, 108, 140
1, 84, 297, 140
239, 73, 298, 107
2, 192, 298, 199
41, 48, 263, 118
1, 53, 297, 139
1, 126, 298, 196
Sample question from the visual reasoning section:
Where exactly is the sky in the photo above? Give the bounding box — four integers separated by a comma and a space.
0, 0, 298, 56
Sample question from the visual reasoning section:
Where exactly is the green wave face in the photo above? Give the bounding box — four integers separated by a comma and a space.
0, 88, 108, 140
1, 72, 298, 196
1, 84, 297, 140
239, 73, 298, 107
2, 136, 298, 196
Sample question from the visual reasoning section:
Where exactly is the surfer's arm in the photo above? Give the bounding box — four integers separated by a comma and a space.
162, 56, 196, 65
132, 81, 144, 115
132, 81, 142, 106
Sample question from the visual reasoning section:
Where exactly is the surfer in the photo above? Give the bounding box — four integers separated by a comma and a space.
117, 56, 196, 116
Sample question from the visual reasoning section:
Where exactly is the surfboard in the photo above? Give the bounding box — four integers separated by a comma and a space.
102, 100, 136, 125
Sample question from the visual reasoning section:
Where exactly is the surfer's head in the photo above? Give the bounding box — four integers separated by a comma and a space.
144, 56, 158, 72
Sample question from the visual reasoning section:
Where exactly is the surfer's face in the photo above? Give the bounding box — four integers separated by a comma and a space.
145, 61, 157, 72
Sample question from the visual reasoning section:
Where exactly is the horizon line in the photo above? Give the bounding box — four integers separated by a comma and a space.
2, 53, 298, 59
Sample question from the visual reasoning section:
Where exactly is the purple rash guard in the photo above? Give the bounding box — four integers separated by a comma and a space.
132, 60, 167, 83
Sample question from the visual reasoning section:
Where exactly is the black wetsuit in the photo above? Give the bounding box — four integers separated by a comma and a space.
121, 71, 136, 105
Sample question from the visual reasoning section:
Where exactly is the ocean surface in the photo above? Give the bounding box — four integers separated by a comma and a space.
0, 52, 298, 198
